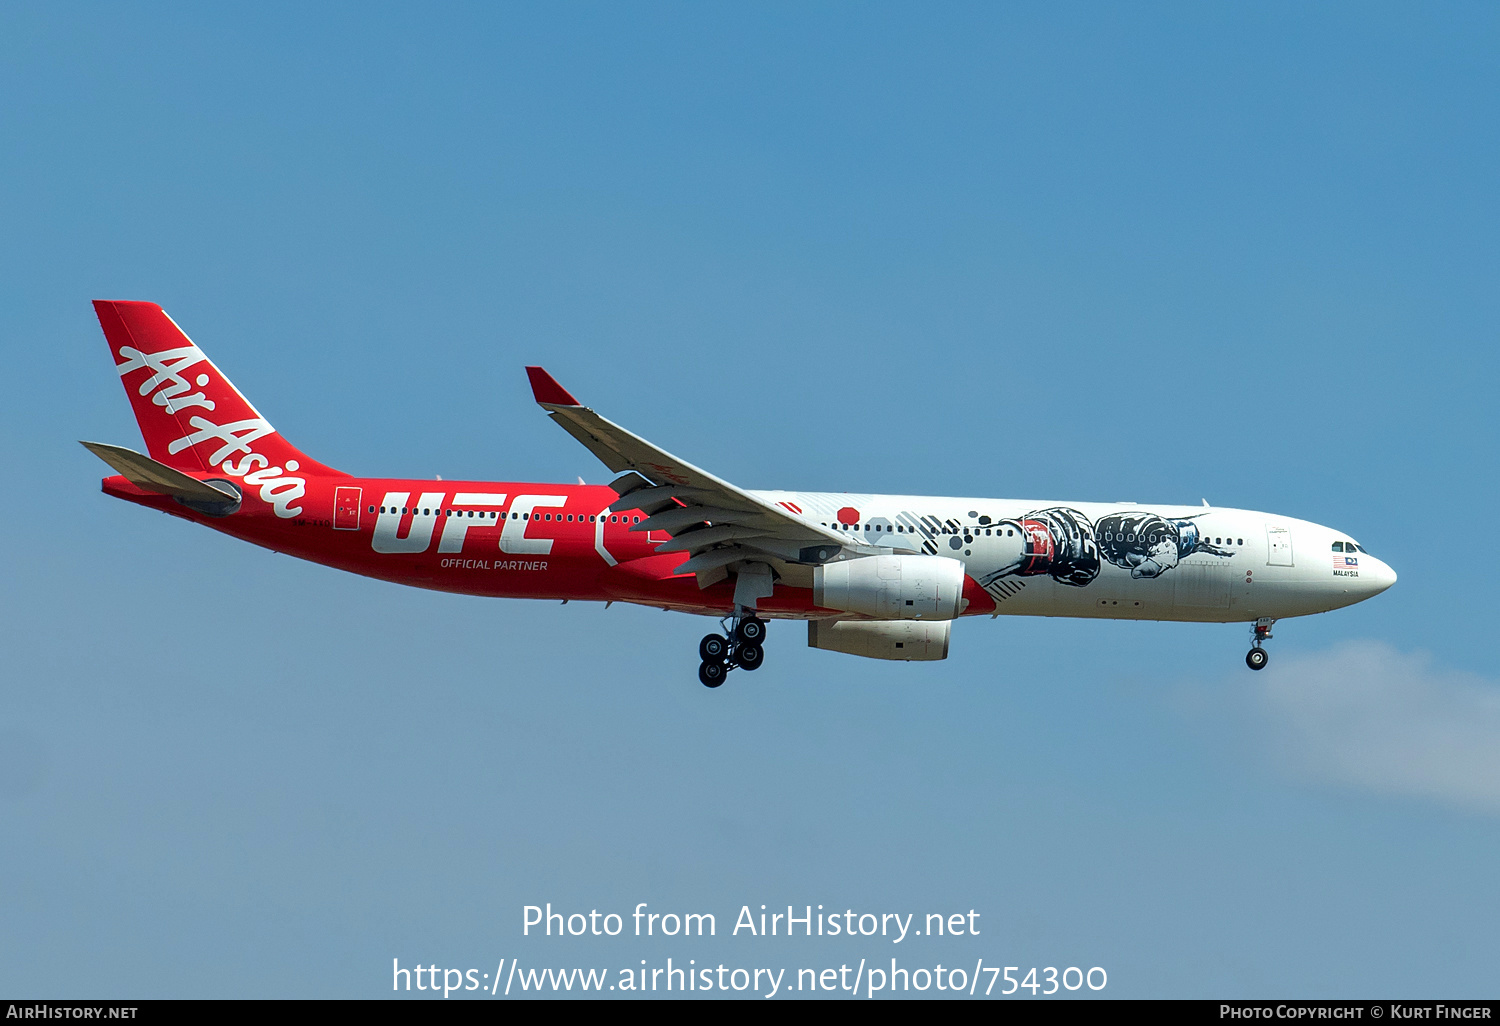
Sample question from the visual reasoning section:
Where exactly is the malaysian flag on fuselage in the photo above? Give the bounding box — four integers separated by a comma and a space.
1334, 553, 1359, 570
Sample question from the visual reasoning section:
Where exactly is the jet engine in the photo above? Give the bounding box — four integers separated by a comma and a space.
808, 620, 951, 661
812, 554, 965, 620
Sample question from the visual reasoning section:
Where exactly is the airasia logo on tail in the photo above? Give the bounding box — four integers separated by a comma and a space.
116, 342, 305, 517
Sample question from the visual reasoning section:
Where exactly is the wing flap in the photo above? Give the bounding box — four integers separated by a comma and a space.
674, 546, 756, 576
654, 525, 770, 553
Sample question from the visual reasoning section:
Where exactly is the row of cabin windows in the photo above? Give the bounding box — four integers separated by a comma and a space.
824, 523, 1030, 537
824, 523, 981, 535
823, 522, 1023, 537
365, 505, 641, 524
821, 520, 1248, 547
1102, 535, 1246, 546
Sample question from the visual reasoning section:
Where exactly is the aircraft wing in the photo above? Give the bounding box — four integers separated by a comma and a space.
525, 367, 875, 588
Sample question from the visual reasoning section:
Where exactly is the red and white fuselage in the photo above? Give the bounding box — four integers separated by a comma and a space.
87, 301, 1395, 671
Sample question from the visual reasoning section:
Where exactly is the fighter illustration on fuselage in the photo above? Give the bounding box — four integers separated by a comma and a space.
83, 301, 1397, 686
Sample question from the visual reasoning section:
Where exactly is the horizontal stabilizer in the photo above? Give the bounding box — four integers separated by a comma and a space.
80, 441, 240, 504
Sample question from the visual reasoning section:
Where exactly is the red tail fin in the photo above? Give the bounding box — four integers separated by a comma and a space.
93, 300, 339, 478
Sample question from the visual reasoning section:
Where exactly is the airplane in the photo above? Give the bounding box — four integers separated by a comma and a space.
83, 300, 1397, 687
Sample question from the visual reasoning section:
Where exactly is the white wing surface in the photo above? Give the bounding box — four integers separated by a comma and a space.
525, 366, 878, 592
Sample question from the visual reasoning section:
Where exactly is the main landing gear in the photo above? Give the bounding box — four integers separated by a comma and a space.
1245, 618, 1275, 671
698, 614, 767, 687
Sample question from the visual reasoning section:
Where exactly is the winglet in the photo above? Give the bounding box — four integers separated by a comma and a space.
525, 366, 581, 406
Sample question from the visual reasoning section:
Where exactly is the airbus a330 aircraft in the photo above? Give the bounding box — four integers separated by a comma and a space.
84, 301, 1396, 686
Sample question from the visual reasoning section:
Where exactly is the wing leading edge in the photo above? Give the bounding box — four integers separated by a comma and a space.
524, 366, 886, 597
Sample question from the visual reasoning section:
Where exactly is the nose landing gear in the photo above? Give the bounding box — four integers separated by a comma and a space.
697, 612, 768, 687
1246, 618, 1275, 670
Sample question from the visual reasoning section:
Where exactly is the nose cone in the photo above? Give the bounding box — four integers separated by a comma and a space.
1362, 556, 1397, 597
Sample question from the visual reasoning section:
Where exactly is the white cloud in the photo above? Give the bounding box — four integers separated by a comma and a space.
1249, 642, 1500, 814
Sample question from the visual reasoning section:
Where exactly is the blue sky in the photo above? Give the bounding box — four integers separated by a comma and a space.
3, 2, 1498, 998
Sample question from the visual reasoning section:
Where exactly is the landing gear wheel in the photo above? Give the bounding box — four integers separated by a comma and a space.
735, 617, 767, 645
735, 643, 764, 671
699, 634, 729, 661
1246, 648, 1269, 671
699, 660, 726, 688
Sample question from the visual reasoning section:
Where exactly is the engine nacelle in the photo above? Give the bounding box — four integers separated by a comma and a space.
808, 619, 951, 661
812, 554, 965, 620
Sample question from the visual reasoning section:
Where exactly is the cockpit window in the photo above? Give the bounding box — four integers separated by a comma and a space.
1332, 541, 1344, 552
